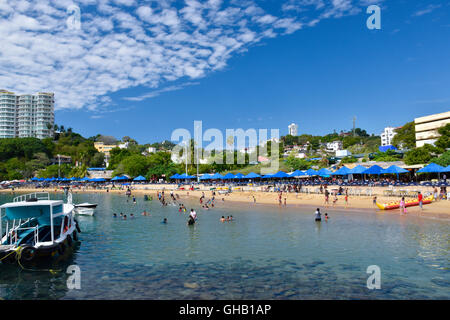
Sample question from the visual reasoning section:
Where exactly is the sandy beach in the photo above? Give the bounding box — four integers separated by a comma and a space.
2, 185, 449, 220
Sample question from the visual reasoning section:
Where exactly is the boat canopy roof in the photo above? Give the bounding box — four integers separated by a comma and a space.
0, 200, 63, 220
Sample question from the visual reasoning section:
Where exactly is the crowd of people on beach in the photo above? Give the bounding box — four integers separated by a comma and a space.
113, 188, 233, 226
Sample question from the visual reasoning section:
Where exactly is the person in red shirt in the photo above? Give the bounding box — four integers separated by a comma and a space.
418, 192, 423, 210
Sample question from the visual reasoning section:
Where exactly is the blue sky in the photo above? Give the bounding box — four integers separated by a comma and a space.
1, 0, 449, 144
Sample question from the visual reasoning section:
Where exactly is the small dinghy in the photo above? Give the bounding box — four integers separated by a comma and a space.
75, 203, 97, 209
74, 207, 95, 216
74, 202, 97, 216
376, 195, 433, 210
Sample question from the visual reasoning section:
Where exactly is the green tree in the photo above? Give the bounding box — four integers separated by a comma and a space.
120, 154, 149, 177
435, 123, 450, 151
430, 150, 450, 167
404, 146, 433, 165
90, 153, 105, 167
392, 122, 415, 149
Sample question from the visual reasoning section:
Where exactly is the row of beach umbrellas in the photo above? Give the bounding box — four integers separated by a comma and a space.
170, 163, 450, 180
28, 163, 448, 183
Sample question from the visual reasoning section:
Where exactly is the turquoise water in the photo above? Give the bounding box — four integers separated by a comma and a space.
0, 192, 448, 300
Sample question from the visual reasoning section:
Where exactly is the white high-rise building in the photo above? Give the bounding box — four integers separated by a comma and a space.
380, 127, 397, 146
288, 123, 298, 136
0, 90, 54, 139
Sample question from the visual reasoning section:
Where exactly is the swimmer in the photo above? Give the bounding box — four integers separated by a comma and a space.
123, 214, 127, 220
162, 218, 168, 224
130, 213, 135, 219
325, 213, 328, 221
113, 213, 117, 218
120, 212, 123, 217
229, 215, 233, 221
220, 216, 225, 222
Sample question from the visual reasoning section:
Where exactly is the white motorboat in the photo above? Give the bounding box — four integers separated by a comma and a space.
74, 202, 97, 209
0, 192, 81, 264
74, 207, 95, 216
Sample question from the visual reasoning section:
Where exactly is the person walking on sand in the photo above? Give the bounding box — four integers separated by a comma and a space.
433, 187, 438, 201
324, 189, 329, 206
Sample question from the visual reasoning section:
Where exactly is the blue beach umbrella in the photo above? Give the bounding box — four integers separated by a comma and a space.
199, 174, 212, 180
441, 165, 450, 173
290, 170, 305, 177
317, 168, 332, 176
417, 163, 445, 173
234, 173, 245, 179
332, 166, 352, 175
350, 165, 367, 174
222, 173, 236, 180
381, 165, 409, 174
305, 169, 318, 176
244, 172, 261, 179
209, 173, 223, 179
262, 174, 274, 179
272, 171, 290, 178
133, 175, 147, 181
170, 173, 181, 179
362, 165, 384, 175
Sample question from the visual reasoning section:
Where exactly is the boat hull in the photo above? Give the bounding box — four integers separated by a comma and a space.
0, 230, 80, 265
74, 207, 95, 216
376, 195, 434, 210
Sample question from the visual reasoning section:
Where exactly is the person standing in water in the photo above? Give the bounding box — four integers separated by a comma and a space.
399, 197, 406, 215
314, 208, 322, 222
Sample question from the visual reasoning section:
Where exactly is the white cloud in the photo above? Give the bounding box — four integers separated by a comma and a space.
0, 0, 373, 110
412, 4, 441, 17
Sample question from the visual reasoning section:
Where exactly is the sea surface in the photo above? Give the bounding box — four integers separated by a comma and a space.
0, 192, 448, 300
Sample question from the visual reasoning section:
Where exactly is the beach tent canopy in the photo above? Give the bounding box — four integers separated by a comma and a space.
31, 177, 39, 181
417, 163, 445, 173
381, 165, 409, 174
317, 168, 332, 176
271, 171, 290, 178
91, 178, 106, 182
199, 174, 212, 180
350, 165, 367, 174
244, 172, 261, 179
221, 173, 236, 180
332, 166, 351, 175
441, 165, 450, 173
378, 145, 397, 152
363, 165, 384, 175
305, 169, 318, 176
178, 173, 196, 179
133, 175, 146, 181
111, 175, 128, 181
170, 173, 181, 179
262, 174, 274, 179
290, 170, 305, 177
234, 173, 245, 179
70, 177, 79, 181
81, 177, 90, 181
209, 173, 223, 179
